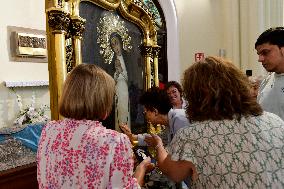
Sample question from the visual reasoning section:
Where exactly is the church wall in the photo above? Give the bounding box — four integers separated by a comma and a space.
0, 0, 50, 128
174, 0, 283, 79
175, 0, 226, 79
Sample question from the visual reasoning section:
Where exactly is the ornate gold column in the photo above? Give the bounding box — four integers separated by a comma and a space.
46, 8, 70, 120
70, 17, 86, 68
68, 0, 86, 68
153, 46, 160, 87
46, 0, 86, 120
143, 46, 153, 90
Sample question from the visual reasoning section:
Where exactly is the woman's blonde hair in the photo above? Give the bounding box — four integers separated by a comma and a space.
59, 63, 115, 120
183, 56, 263, 121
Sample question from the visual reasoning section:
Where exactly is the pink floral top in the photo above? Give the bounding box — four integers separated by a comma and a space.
37, 119, 140, 189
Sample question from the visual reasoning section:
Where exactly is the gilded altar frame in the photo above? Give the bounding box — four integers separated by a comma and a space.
45, 0, 160, 120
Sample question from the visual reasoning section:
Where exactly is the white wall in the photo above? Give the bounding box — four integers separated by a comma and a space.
174, 0, 283, 79
175, 0, 226, 79
0, 0, 50, 128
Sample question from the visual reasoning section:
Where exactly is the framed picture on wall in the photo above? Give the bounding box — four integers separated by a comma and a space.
8, 26, 47, 63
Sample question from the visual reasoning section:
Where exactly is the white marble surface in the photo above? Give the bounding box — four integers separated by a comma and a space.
4, 80, 49, 87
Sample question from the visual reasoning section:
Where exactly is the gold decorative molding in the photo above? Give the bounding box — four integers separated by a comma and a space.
142, 46, 153, 57
70, 17, 86, 38
141, 46, 152, 89
16, 33, 47, 57
46, 8, 70, 120
119, 0, 157, 46
81, 0, 120, 10
82, 0, 157, 46
18, 34, 46, 49
47, 8, 70, 33
152, 46, 160, 57
65, 38, 73, 72
153, 46, 160, 87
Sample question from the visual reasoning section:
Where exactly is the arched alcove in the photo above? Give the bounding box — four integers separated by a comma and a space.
158, 0, 180, 81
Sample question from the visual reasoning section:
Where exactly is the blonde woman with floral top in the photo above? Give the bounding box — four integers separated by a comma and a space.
37, 64, 154, 188
145, 56, 284, 189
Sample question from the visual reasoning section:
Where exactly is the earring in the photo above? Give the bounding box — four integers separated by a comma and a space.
102, 112, 108, 120
154, 109, 158, 116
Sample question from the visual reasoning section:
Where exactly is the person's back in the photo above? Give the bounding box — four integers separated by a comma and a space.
146, 56, 284, 189
168, 111, 284, 188
37, 119, 138, 188
37, 64, 152, 188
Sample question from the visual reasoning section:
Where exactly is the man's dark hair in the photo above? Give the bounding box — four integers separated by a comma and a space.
255, 27, 284, 48
139, 87, 172, 115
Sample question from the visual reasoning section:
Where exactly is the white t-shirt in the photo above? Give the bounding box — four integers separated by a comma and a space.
258, 72, 284, 121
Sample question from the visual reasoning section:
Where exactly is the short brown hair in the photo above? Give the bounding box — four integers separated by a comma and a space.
59, 63, 115, 120
182, 56, 263, 121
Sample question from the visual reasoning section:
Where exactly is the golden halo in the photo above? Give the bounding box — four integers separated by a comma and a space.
97, 12, 132, 64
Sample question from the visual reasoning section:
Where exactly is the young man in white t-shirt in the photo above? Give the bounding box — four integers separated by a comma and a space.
255, 27, 284, 120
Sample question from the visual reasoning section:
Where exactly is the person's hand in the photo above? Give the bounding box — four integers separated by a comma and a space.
119, 123, 138, 143
134, 157, 155, 186
136, 157, 155, 174
114, 59, 123, 73
144, 134, 163, 148
192, 167, 198, 181
119, 123, 131, 135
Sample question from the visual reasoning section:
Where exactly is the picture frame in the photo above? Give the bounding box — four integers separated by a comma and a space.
8, 26, 47, 63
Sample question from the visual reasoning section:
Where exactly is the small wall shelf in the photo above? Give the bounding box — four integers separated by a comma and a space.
4, 80, 49, 88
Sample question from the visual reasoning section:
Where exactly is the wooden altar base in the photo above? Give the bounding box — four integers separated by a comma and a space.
0, 163, 38, 189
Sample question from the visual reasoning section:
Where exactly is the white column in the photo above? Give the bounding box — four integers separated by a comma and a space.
158, 0, 180, 82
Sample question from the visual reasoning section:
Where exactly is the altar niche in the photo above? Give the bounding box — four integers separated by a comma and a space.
46, 0, 160, 131
80, 3, 145, 132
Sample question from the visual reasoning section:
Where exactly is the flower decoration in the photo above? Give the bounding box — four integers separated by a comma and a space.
13, 91, 50, 126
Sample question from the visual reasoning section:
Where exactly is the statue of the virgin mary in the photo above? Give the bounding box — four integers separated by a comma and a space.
97, 12, 132, 131
110, 33, 131, 130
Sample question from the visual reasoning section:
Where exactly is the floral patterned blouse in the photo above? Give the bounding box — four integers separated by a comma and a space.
168, 112, 284, 189
37, 119, 140, 189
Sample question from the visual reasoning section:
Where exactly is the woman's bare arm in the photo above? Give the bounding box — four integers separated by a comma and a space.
133, 157, 155, 186
119, 123, 138, 142
145, 134, 197, 182
155, 144, 197, 182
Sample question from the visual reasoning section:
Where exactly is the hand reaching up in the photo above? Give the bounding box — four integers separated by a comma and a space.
119, 123, 138, 142
119, 123, 131, 135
